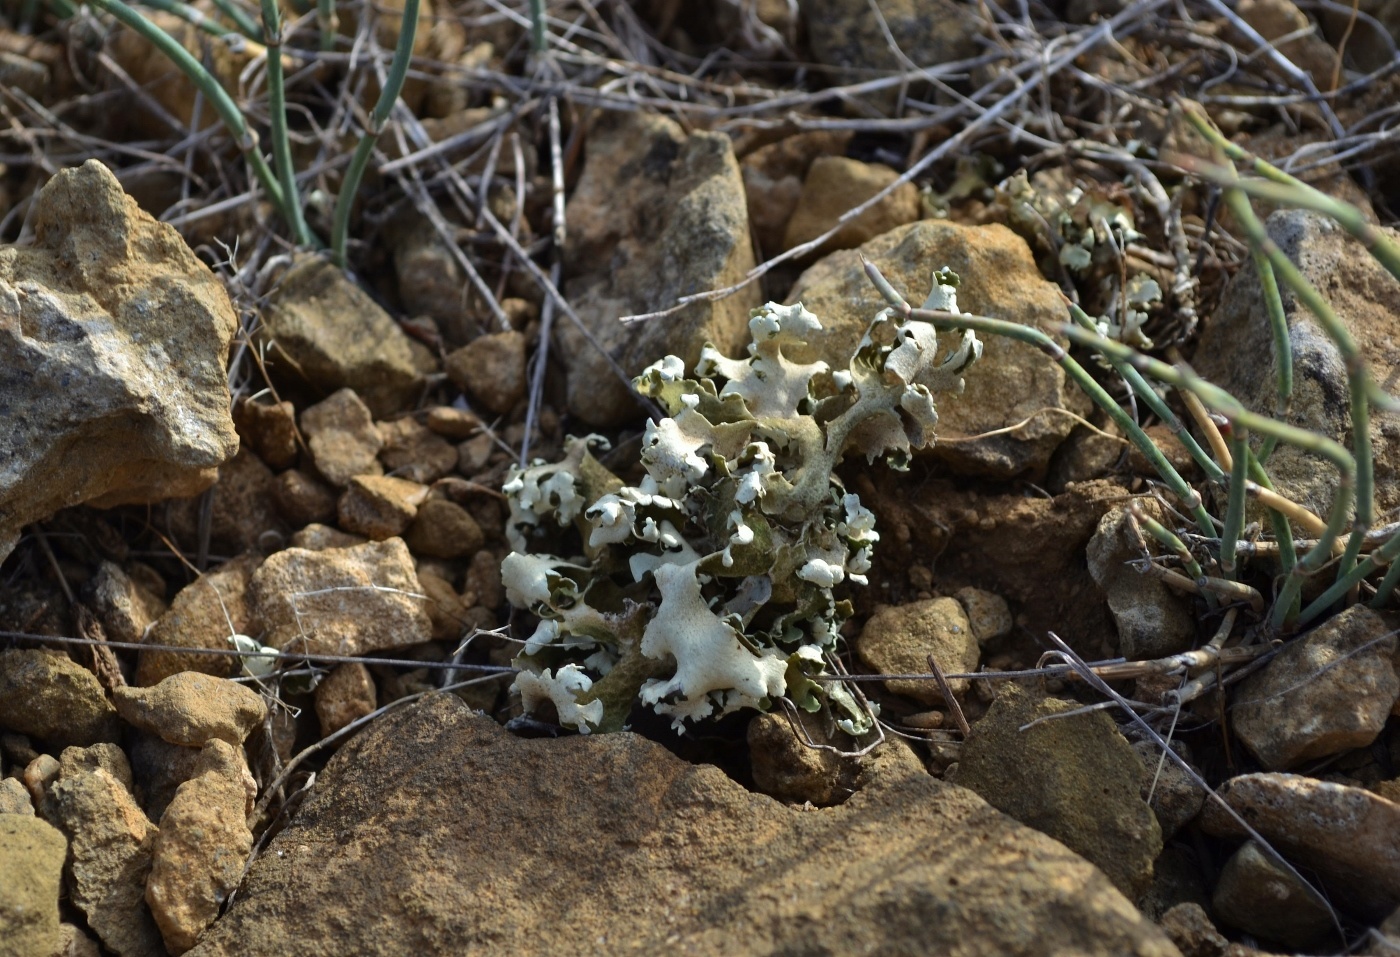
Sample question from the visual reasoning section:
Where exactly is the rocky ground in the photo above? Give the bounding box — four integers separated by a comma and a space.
4, 0, 1400, 955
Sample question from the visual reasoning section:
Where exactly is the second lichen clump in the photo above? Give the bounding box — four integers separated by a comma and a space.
501, 270, 981, 734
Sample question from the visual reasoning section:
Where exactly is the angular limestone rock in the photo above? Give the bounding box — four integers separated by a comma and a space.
0, 814, 67, 957
0, 648, 120, 749
113, 672, 266, 747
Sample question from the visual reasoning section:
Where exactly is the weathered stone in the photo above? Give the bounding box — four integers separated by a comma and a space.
403, 497, 485, 560
1201, 772, 1400, 919
271, 468, 338, 526
953, 586, 1013, 644
746, 710, 855, 805
0, 814, 66, 957
337, 475, 429, 540
416, 569, 471, 643
1133, 740, 1205, 841
444, 330, 527, 415
1232, 604, 1398, 770
855, 597, 980, 704
376, 418, 458, 484
21, 754, 59, 808
0, 648, 119, 749
782, 156, 920, 257
788, 220, 1085, 478
232, 398, 300, 471
259, 256, 422, 418
250, 539, 432, 656
314, 663, 378, 737
740, 130, 853, 257
289, 523, 367, 551
147, 740, 255, 955
185, 694, 1179, 957
164, 446, 288, 555
300, 388, 384, 487
0, 775, 33, 814
90, 561, 167, 646
40, 744, 163, 957
1087, 500, 1198, 659
949, 685, 1163, 900
127, 732, 205, 823
1196, 210, 1400, 519
137, 555, 258, 686
558, 109, 762, 426
423, 405, 481, 440
113, 672, 266, 747
0, 160, 239, 561
1212, 840, 1335, 950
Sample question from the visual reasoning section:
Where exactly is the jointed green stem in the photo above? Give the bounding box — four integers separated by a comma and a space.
260, 0, 315, 247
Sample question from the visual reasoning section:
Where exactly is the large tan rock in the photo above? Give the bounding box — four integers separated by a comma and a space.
113, 672, 266, 748
0, 160, 239, 561
0, 649, 120, 749
137, 555, 259, 686
788, 220, 1085, 479
782, 156, 920, 257
186, 694, 1179, 957
0, 814, 67, 957
558, 109, 762, 426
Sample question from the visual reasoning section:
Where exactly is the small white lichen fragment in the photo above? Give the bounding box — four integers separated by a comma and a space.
512, 665, 604, 732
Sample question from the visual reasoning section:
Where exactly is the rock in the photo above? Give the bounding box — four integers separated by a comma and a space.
462, 548, 505, 612
40, 744, 163, 957
948, 685, 1163, 899
1237, 0, 1339, 90
1212, 840, 1335, 950
232, 398, 300, 471
1133, 740, 1205, 841
250, 539, 432, 656
416, 569, 472, 643
315, 663, 378, 737
164, 446, 288, 555
0, 648, 120, 749
271, 468, 338, 526
746, 710, 855, 805
1232, 604, 1398, 770
855, 597, 980, 704
788, 220, 1085, 478
259, 255, 422, 418
1368, 906, 1400, 956
21, 754, 59, 808
558, 109, 762, 426
127, 732, 206, 823
185, 694, 1179, 957
403, 497, 485, 560
112, 672, 266, 747
146, 740, 255, 955
90, 561, 167, 645
0, 775, 33, 813
423, 405, 481, 440
376, 418, 458, 484
1200, 772, 1400, 918
300, 388, 385, 488
1195, 210, 1400, 519
444, 330, 527, 415
388, 211, 471, 346
1156, 903, 1238, 957
337, 475, 429, 540
782, 156, 920, 257
800, 0, 979, 111
57, 922, 104, 957
953, 586, 1013, 644
137, 555, 258, 686
0, 814, 66, 957
740, 130, 852, 257
289, 523, 367, 551
0, 160, 239, 562
1086, 500, 1198, 659
456, 433, 495, 476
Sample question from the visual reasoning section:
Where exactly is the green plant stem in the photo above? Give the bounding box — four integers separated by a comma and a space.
1304, 528, 1400, 625
1132, 505, 1205, 582
1239, 237, 1290, 463
316, 0, 336, 51
85, 0, 295, 222
528, 0, 547, 54
1219, 430, 1249, 579
330, 0, 420, 267
260, 0, 313, 247
1066, 302, 1225, 484
1247, 453, 1299, 621
205, 0, 263, 39
1368, 533, 1400, 609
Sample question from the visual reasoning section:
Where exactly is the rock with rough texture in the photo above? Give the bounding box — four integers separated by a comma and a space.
1232, 604, 1398, 770
783, 156, 920, 257
289, 523, 367, 551
39, 744, 163, 957
300, 388, 384, 487
259, 256, 422, 418
558, 109, 762, 426
376, 418, 457, 484
232, 398, 300, 471
90, 561, 167, 645
164, 446, 288, 555
1087, 500, 1198, 659
0, 649, 120, 749
57, 922, 104, 957
949, 685, 1163, 900
746, 710, 856, 805
953, 586, 1014, 644
314, 662, 378, 737
403, 497, 485, 560
855, 597, 980, 704
0, 814, 67, 957
21, 754, 59, 808
741, 130, 854, 257
1196, 211, 1400, 519
127, 732, 206, 823
1201, 772, 1400, 919
272, 468, 338, 527
136, 555, 258, 686
0, 160, 239, 562
186, 694, 1179, 957
801, 0, 979, 111
250, 538, 431, 656
444, 330, 527, 415
0, 775, 34, 813
1133, 741, 1205, 841
337, 474, 429, 540
146, 740, 255, 955
788, 220, 1085, 478
113, 672, 266, 747
1212, 840, 1335, 950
